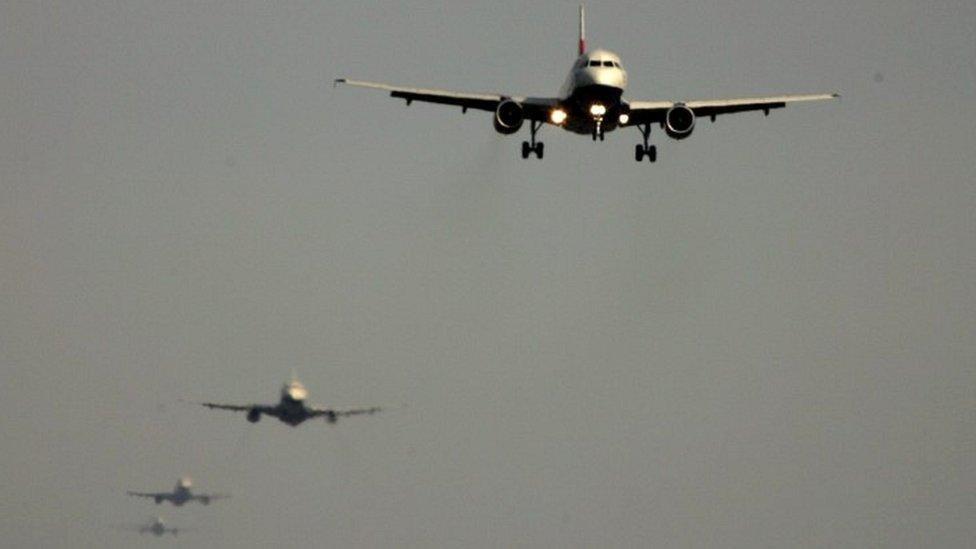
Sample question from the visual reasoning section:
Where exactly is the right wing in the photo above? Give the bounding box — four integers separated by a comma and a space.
194, 402, 273, 414
126, 491, 169, 500
334, 79, 558, 121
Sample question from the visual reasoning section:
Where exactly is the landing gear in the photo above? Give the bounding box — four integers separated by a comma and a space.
635, 144, 656, 162
521, 120, 544, 159
591, 119, 605, 141
635, 123, 656, 162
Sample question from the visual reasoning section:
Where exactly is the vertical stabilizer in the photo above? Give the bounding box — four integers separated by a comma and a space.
578, 4, 586, 56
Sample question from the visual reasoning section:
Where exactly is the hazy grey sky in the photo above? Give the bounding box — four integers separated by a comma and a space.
2, 1, 974, 547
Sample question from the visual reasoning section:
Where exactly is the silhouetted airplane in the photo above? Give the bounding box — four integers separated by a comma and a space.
127, 476, 229, 506
336, 4, 837, 162
118, 516, 182, 537
192, 376, 382, 427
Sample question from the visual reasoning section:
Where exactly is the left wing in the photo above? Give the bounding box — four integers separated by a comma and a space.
309, 405, 383, 423
628, 93, 839, 124
193, 493, 230, 503
334, 79, 558, 121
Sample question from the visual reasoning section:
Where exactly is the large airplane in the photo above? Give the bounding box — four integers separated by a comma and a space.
127, 476, 229, 506
118, 516, 182, 537
192, 376, 382, 427
335, 5, 838, 162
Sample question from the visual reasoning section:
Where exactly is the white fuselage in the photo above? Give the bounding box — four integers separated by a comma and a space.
556, 48, 629, 135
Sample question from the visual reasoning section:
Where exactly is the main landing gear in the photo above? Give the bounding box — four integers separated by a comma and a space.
634, 123, 657, 162
521, 120, 544, 159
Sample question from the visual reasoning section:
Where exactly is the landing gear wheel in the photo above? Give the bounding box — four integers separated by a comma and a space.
635, 123, 656, 163
522, 120, 545, 160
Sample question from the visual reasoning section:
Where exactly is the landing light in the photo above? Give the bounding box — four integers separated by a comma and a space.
618, 113, 630, 125
589, 104, 607, 117
550, 109, 567, 125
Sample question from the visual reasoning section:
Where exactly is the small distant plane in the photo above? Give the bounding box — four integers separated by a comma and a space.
335, 4, 837, 162
127, 476, 229, 506
192, 376, 382, 427
118, 517, 182, 537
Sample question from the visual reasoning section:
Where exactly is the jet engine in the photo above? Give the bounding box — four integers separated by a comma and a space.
493, 100, 524, 134
247, 408, 261, 423
665, 104, 695, 139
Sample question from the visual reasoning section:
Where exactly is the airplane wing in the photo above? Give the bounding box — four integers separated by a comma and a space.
334, 79, 558, 121
309, 405, 383, 423
194, 402, 273, 414
112, 524, 149, 533
126, 491, 170, 500
193, 493, 231, 502
627, 93, 839, 124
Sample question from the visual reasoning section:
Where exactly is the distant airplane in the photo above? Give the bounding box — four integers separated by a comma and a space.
336, 4, 838, 162
127, 476, 229, 506
192, 376, 382, 427
118, 516, 182, 537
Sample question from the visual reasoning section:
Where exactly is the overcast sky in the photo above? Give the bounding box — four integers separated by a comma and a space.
1, 1, 974, 547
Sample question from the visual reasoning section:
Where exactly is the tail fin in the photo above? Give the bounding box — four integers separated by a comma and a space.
578, 4, 586, 56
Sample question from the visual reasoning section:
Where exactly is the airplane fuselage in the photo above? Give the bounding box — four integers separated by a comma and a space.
142, 521, 175, 536
557, 48, 628, 135
275, 395, 312, 426
167, 485, 192, 506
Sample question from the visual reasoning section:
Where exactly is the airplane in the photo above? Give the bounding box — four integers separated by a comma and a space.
191, 376, 382, 427
335, 5, 838, 162
117, 517, 182, 537
127, 476, 229, 506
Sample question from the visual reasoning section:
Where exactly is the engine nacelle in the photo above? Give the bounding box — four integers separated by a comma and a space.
247, 408, 261, 423
665, 104, 695, 139
493, 100, 524, 134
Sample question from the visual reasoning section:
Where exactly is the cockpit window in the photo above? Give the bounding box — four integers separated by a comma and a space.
588, 60, 601, 67
603, 60, 614, 67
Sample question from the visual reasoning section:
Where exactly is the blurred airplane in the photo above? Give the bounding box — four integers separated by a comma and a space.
127, 476, 229, 506
117, 516, 182, 537
336, 4, 837, 162
192, 376, 382, 427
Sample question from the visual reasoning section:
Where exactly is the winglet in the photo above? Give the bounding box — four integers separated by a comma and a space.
578, 4, 586, 56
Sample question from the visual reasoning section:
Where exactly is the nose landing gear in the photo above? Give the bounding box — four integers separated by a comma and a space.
591, 119, 605, 141
635, 123, 656, 162
521, 120, 544, 159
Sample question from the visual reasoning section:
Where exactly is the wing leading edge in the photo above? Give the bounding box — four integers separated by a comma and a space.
628, 93, 839, 124
309, 406, 383, 423
334, 79, 557, 120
